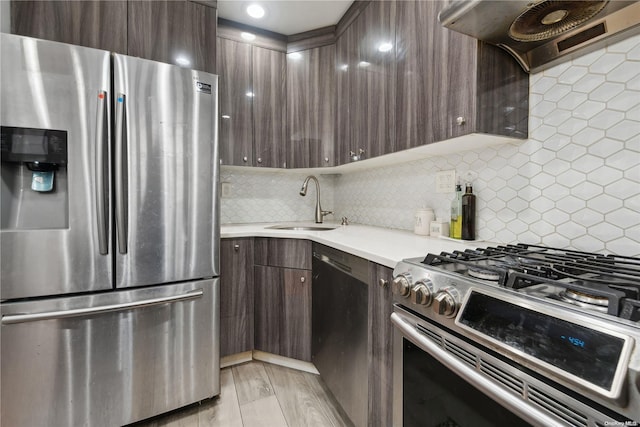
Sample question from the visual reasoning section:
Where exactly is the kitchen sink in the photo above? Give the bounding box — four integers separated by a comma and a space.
266, 224, 338, 231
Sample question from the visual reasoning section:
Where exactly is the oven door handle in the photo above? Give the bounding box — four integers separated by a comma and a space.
391, 313, 566, 427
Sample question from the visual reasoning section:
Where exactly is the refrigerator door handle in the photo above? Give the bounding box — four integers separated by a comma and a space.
96, 90, 109, 255
1, 289, 204, 325
115, 93, 128, 254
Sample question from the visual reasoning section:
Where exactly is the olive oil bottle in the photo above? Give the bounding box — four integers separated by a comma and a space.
461, 183, 476, 240
450, 184, 462, 239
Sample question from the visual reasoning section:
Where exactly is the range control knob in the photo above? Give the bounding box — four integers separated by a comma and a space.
411, 280, 434, 306
392, 274, 412, 298
432, 289, 459, 318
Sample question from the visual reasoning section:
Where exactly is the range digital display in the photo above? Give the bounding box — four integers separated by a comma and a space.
458, 291, 626, 391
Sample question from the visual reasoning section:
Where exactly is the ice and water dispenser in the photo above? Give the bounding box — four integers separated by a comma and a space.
1, 126, 69, 229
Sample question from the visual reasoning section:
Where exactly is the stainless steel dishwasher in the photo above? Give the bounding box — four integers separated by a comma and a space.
312, 243, 368, 427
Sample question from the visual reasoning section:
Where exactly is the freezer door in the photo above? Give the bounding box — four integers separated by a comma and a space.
0, 34, 112, 300
113, 54, 219, 288
1, 279, 220, 427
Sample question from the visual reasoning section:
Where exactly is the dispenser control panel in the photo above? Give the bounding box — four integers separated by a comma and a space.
1, 126, 67, 166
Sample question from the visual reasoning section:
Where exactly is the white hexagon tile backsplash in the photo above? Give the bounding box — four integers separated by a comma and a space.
222, 33, 640, 257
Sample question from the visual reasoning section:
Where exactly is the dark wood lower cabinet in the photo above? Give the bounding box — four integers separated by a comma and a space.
368, 262, 394, 427
222, 237, 392, 425
254, 265, 312, 361
220, 238, 254, 358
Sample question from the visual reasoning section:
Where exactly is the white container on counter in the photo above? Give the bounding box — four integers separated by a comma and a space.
429, 218, 449, 238
414, 208, 434, 235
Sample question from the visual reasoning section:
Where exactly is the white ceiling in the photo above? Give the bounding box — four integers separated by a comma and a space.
217, 0, 354, 35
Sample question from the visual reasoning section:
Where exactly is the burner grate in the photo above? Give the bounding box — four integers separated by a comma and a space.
423, 244, 640, 320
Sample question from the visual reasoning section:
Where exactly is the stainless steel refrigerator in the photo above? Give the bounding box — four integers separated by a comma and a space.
0, 33, 220, 426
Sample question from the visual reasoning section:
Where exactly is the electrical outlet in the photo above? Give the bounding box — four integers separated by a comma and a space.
221, 182, 231, 198
436, 170, 456, 193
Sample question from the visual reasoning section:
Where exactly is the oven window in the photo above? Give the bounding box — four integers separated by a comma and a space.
403, 338, 532, 427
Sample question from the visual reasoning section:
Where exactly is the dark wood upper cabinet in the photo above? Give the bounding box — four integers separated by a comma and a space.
287, 44, 336, 168
335, 20, 357, 165
352, 0, 396, 160
252, 46, 287, 168
395, 0, 528, 151
127, 0, 217, 73
336, 1, 397, 164
11, 0, 217, 74
11, 0, 128, 53
217, 37, 254, 166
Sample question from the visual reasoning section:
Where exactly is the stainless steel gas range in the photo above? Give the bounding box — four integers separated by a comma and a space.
391, 244, 640, 427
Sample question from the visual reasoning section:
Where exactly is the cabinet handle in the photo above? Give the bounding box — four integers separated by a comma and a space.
300, 276, 306, 283
234, 244, 240, 252
379, 278, 389, 288
243, 156, 248, 162
456, 116, 466, 126
257, 157, 262, 164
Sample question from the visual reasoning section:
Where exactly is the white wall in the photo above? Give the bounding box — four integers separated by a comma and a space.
221, 34, 640, 256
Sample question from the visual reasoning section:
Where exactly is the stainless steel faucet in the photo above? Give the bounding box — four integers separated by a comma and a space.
299, 175, 333, 223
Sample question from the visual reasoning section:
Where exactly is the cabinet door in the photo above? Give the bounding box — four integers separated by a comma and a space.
254, 238, 312, 270
309, 44, 336, 168
11, 0, 127, 53
335, 22, 356, 165
220, 238, 254, 357
282, 268, 312, 361
286, 49, 311, 168
127, 0, 217, 73
254, 266, 312, 361
288, 45, 336, 169
368, 263, 394, 427
253, 46, 286, 168
395, 0, 476, 150
352, 1, 396, 160
217, 37, 254, 166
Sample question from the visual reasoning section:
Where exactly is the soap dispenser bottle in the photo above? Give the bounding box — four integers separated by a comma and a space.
461, 183, 476, 240
450, 183, 462, 239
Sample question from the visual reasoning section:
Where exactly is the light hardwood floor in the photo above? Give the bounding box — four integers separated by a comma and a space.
130, 361, 353, 427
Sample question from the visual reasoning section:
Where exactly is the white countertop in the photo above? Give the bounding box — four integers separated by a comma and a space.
221, 222, 489, 269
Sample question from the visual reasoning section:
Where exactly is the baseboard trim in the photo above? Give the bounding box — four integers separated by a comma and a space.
252, 350, 320, 375
221, 351, 252, 368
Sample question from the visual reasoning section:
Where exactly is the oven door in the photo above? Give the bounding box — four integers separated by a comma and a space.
391, 308, 567, 427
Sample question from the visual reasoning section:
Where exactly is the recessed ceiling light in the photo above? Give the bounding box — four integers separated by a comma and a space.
222, 115, 231, 119
175, 56, 191, 66
246, 91, 255, 98
358, 61, 370, 68
378, 42, 393, 52
288, 52, 302, 60
241, 32, 256, 41
339, 64, 349, 71
246, 4, 265, 19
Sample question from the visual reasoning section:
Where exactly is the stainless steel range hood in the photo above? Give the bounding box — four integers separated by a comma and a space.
439, 0, 640, 73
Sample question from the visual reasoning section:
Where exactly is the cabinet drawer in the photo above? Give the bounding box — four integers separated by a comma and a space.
254, 238, 312, 269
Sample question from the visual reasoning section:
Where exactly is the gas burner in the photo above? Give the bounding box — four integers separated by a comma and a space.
421, 244, 640, 320
559, 289, 609, 313
468, 267, 500, 281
